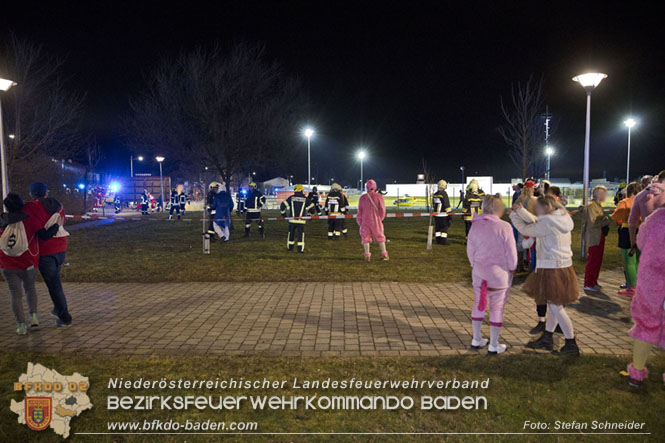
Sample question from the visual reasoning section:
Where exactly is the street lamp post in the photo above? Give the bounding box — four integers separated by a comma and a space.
156, 156, 165, 212
357, 150, 366, 189
545, 146, 554, 181
303, 127, 314, 186
130, 155, 144, 177
0, 77, 17, 201
460, 166, 465, 185
573, 72, 607, 258
624, 118, 636, 184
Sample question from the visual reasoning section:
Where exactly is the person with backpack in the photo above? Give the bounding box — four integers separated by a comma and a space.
23, 182, 73, 327
1, 193, 59, 335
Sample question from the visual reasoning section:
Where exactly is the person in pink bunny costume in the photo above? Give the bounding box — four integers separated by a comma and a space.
627, 170, 665, 256
466, 194, 517, 354
625, 207, 665, 388
356, 179, 388, 261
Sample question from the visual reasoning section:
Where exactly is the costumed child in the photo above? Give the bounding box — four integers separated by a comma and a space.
510, 195, 580, 356
466, 194, 517, 354
624, 207, 665, 388
611, 182, 641, 296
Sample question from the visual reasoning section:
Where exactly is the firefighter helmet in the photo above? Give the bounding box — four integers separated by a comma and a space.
209, 182, 221, 190
331, 183, 342, 191
437, 180, 447, 190
293, 184, 304, 193
249, 182, 257, 189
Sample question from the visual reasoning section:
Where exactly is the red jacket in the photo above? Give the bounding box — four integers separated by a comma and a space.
0, 212, 42, 269
23, 198, 67, 256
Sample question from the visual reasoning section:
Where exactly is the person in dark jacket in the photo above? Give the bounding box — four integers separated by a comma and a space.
244, 182, 266, 237
463, 180, 485, 243
1, 193, 59, 334
432, 180, 452, 245
280, 185, 316, 253
178, 189, 187, 216
206, 182, 220, 241
139, 189, 150, 215
324, 183, 348, 240
210, 184, 234, 242
308, 186, 321, 215
169, 188, 180, 220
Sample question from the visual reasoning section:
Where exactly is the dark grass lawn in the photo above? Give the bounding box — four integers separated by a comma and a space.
61, 211, 622, 283
1, 353, 663, 441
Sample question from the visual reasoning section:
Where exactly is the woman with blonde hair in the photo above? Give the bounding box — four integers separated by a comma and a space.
581, 185, 610, 292
510, 194, 580, 356
467, 194, 517, 354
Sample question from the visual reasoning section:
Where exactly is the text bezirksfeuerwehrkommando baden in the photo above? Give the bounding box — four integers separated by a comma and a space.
108, 377, 490, 391
106, 377, 490, 411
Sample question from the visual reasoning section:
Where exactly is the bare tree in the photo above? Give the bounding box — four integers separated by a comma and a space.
128, 43, 305, 191
498, 76, 545, 180
82, 138, 102, 213
0, 34, 85, 182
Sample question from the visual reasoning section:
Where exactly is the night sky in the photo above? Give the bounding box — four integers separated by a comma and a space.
2, 1, 664, 185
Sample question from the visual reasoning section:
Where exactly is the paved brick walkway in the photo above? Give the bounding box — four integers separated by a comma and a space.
0, 270, 643, 357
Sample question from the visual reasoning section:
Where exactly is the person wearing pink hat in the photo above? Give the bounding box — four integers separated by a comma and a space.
356, 179, 388, 261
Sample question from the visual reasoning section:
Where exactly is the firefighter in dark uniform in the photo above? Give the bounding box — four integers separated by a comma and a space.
140, 189, 150, 215
206, 182, 220, 241
178, 189, 187, 216
462, 179, 485, 242
114, 194, 122, 214
340, 189, 350, 237
280, 184, 316, 253
169, 188, 180, 220
308, 186, 321, 215
324, 183, 348, 240
244, 182, 266, 237
235, 188, 246, 216
432, 180, 452, 244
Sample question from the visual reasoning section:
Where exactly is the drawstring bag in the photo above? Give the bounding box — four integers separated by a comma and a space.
45, 212, 69, 238
0, 221, 30, 257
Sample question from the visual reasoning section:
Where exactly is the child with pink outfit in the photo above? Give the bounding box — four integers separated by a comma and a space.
625, 207, 665, 388
357, 179, 388, 261
466, 195, 517, 354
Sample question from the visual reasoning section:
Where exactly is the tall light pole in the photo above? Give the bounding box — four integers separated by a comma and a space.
460, 166, 465, 185
131, 155, 144, 177
156, 156, 165, 212
624, 118, 636, 184
303, 127, 314, 186
545, 146, 554, 180
357, 150, 367, 189
0, 77, 17, 201
573, 72, 607, 258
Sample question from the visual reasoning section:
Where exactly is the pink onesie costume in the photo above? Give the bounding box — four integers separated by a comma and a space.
357, 180, 386, 243
466, 213, 518, 326
629, 208, 665, 348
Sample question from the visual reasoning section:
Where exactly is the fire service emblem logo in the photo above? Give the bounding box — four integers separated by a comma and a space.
25, 397, 52, 431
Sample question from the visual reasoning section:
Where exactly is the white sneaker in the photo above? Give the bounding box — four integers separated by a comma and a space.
488, 343, 507, 354
16, 323, 27, 336
584, 286, 600, 292
471, 338, 488, 349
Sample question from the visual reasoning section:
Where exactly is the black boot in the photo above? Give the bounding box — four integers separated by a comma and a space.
526, 331, 554, 350
244, 228, 250, 237
553, 338, 580, 357
529, 321, 546, 334
441, 238, 449, 245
